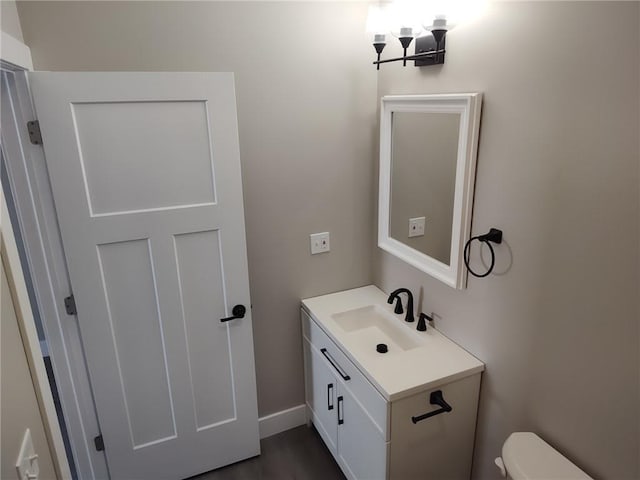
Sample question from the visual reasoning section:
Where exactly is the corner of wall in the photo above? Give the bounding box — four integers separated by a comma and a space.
1, 0, 25, 43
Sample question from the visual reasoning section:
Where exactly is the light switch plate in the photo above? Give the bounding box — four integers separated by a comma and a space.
310, 232, 330, 254
408, 217, 426, 238
16, 429, 39, 480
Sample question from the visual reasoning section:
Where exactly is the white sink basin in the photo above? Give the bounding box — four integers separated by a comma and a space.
331, 305, 422, 352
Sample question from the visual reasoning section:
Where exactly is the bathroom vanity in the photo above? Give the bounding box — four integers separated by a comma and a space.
301, 286, 484, 480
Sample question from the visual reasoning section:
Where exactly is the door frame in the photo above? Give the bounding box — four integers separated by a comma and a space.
1, 174, 72, 480
1, 33, 110, 479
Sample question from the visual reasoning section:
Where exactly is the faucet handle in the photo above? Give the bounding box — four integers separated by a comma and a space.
417, 313, 433, 331
393, 297, 404, 314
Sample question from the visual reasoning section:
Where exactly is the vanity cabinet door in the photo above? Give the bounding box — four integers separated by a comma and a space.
305, 339, 338, 454
388, 374, 481, 480
337, 384, 387, 480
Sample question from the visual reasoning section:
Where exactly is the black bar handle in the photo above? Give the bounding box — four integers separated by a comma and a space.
337, 396, 344, 425
220, 304, 246, 322
327, 383, 334, 411
320, 348, 351, 381
411, 390, 453, 424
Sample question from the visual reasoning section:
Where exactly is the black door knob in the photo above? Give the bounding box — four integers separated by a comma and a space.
220, 304, 246, 322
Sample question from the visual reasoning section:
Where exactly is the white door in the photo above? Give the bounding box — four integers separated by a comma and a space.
29, 72, 260, 480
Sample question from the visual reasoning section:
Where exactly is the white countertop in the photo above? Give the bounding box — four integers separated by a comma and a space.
302, 285, 484, 401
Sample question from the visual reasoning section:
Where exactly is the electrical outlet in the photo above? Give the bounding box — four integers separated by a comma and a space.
310, 232, 330, 254
408, 217, 426, 238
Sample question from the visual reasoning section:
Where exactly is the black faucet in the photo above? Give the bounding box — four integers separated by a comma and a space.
387, 288, 414, 322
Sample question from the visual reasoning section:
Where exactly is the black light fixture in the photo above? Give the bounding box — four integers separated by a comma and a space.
373, 34, 387, 70
366, 1, 488, 69
370, 14, 449, 69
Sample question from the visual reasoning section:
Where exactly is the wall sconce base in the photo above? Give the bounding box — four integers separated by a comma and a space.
414, 35, 446, 66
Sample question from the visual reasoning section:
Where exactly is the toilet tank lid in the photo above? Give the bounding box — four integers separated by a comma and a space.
502, 432, 593, 480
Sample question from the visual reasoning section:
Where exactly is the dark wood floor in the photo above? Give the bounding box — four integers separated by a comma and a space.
192, 425, 346, 480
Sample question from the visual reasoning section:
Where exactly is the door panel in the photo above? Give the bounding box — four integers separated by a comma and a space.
29, 72, 259, 479
97, 238, 177, 448
337, 384, 387, 480
306, 340, 338, 454
72, 100, 216, 216
174, 230, 236, 429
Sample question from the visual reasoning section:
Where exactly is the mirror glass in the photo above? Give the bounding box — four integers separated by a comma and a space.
390, 112, 460, 266
378, 94, 482, 289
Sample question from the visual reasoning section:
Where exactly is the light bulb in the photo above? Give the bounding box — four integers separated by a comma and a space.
388, 0, 423, 39
367, 4, 391, 70
425, 14, 448, 32
366, 4, 390, 36
420, 0, 488, 31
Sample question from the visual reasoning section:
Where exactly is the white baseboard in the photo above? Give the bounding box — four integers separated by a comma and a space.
258, 404, 307, 439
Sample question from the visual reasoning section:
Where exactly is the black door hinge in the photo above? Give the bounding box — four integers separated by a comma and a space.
64, 294, 77, 315
27, 120, 43, 145
94, 434, 105, 452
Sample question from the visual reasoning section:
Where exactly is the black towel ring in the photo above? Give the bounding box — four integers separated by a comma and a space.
463, 228, 503, 278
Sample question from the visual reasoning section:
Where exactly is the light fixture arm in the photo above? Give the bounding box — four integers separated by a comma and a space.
373, 47, 446, 67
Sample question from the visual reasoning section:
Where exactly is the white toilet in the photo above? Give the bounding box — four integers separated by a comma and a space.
495, 432, 593, 479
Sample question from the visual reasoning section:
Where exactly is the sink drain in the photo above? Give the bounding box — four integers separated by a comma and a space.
376, 343, 388, 354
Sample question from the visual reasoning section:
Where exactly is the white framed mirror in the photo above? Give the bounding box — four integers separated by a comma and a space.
378, 93, 482, 289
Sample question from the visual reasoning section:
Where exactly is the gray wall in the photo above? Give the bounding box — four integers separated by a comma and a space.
15, 1, 377, 418
376, 2, 639, 479
1, 0, 24, 41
